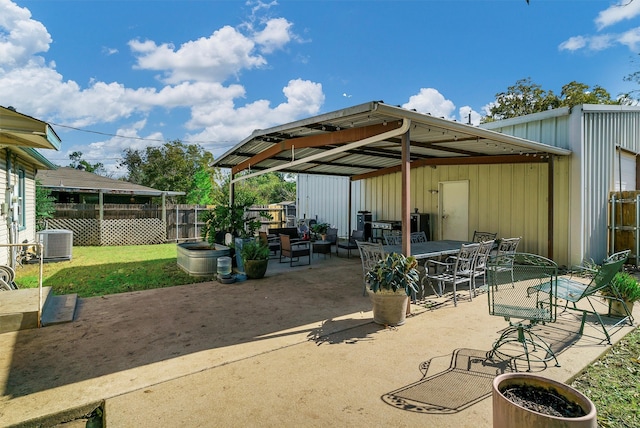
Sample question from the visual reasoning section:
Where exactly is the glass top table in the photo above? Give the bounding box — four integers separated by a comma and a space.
383, 240, 469, 260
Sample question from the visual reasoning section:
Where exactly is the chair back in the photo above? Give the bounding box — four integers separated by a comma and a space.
356, 241, 386, 274
384, 234, 402, 245
497, 237, 521, 255
410, 231, 428, 243
474, 240, 495, 272
356, 241, 385, 295
487, 253, 558, 324
350, 230, 365, 243
453, 243, 480, 275
580, 249, 630, 298
326, 228, 338, 244
472, 231, 497, 243
279, 234, 292, 252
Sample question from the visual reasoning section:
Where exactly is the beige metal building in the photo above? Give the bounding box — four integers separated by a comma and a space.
482, 104, 640, 266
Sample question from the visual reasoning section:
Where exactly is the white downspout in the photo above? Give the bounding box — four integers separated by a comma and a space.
232, 118, 411, 184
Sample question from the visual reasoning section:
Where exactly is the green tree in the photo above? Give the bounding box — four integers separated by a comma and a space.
559, 81, 621, 107
35, 180, 56, 231
68, 151, 107, 176
483, 78, 560, 122
119, 140, 220, 204
214, 171, 295, 206
482, 78, 625, 123
186, 168, 215, 205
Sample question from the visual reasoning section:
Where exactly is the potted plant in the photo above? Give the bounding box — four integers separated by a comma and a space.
199, 201, 271, 275
492, 372, 597, 427
365, 252, 420, 326
600, 271, 640, 317
240, 238, 270, 279
310, 222, 330, 241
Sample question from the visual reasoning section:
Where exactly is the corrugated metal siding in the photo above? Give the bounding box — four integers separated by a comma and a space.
296, 174, 357, 235
581, 111, 640, 262
359, 160, 569, 264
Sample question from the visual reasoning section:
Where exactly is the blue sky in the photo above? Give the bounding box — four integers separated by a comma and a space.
2, 0, 640, 176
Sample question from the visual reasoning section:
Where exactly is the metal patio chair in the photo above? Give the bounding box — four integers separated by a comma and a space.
472, 231, 497, 243
384, 234, 403, 245
467, 239, 495, 296
487, 253, 560, 371
356, 241, 386, 296
423, 242, 480, 306
529, 249, 631, 344
410, 231, 428, 243
336, 230, 364, 258
279, 234, 311, 267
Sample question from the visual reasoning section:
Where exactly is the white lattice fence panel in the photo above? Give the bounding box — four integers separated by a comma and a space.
47, 218, 100, 246
100, 219, 165, 246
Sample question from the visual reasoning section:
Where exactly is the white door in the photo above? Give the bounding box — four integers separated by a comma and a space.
439, 180, 469, 241
614, 149, 637, 191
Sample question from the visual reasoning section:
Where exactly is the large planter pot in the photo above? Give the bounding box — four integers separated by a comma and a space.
244, 259, 268, 279
367, 290, 409, 326
177, 242, 231, 277
492, 373, 597, 428
608, 300, 634, 318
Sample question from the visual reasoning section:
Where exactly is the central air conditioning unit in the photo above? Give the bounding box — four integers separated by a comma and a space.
37, 229, 73, 261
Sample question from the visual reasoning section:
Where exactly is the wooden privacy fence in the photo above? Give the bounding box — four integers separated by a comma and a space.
609, 191, 640, 265
48, 203, 292, 246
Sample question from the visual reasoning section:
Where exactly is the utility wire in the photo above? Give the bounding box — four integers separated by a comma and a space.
50, 122, 235, 145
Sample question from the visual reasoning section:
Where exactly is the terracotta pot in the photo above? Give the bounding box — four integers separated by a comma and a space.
367, 290, 408, 326
244, 259, 268, 279
492, 373, 597, 428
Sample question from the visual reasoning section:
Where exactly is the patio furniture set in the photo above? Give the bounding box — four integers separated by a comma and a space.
354, 230, 635, 370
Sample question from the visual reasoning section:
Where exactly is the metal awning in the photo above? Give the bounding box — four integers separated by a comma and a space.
213, 101, 571, 180
0, 106, 61, 151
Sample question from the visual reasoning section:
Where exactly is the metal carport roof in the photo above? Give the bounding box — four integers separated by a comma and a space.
213, 101, 571, 258
213, 101, 571, 180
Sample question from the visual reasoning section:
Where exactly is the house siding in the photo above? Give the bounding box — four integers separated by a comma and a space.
0, 151, 39, 266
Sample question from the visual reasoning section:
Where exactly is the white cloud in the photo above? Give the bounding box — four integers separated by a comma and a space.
61, 119, 166, 177
0, 0, 51, 68
130, 25, 268, 84
102, 46, 118, 56
402, 88, 456, 121
595, 0, 640, 31
0, 0, 324, 171
185, 79, 324, 157
253, 17, 294, 54
558, 36, 587, 51
618, 27, 640, 50
561, 1, 640, 53
559, 29, 640, 52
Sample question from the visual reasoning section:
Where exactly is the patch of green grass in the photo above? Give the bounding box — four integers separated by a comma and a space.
570, 326, 640, 428
14, 244, 211, 297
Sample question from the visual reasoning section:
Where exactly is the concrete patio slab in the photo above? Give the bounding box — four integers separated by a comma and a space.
0, 254, 636, 427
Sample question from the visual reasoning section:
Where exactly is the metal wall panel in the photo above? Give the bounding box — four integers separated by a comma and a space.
358, 161, 569, 263
580, 110, 640, 262
296, 174, 356, 237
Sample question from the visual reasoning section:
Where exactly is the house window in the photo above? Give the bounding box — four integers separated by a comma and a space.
18, 169, 25, 230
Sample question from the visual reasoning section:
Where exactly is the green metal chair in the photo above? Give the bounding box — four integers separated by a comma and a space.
487, 253, 559, 371
530, 249, 631, 344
